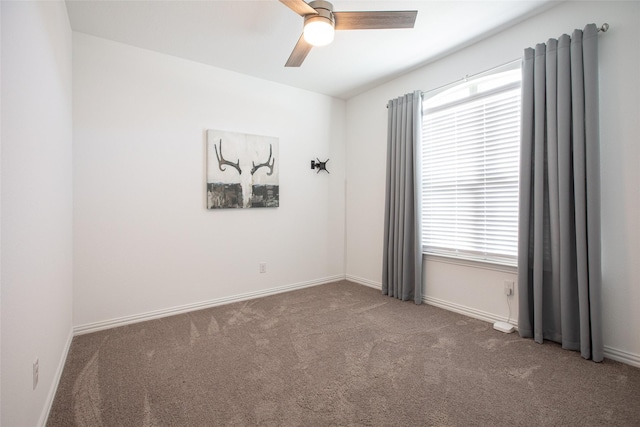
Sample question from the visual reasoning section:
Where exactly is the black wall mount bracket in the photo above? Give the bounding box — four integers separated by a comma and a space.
311, 158, 330, 174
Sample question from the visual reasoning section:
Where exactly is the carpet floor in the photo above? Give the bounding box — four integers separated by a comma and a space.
47, 280, 640, 426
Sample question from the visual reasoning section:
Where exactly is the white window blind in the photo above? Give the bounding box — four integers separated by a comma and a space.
421, 66, 521, 265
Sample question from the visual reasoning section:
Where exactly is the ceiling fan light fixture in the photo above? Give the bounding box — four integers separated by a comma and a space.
303, 12, 335, 46
280, 0, 418, 67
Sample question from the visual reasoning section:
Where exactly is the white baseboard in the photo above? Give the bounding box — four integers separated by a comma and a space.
72, 273, 640, 369
345, 274, 381, 290
346, 277, 640, 367
426, 295, 640, 367
73, 275, 345, 336
346, 275, 516, 327
423, 295, 518, 328
422, 296, 640, 368
38, 329, 74, 427
346, 275, 517, 327
603, 345, 640, 368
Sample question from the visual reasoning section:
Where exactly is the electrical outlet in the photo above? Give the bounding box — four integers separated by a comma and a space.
259, 262, 267, 274
33, 358, 39, 390
504, 280, 515, 296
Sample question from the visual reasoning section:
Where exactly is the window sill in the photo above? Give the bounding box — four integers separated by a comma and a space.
423, 253, 517, 274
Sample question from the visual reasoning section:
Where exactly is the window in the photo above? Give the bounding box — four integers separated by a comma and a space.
421, 63, 521, 265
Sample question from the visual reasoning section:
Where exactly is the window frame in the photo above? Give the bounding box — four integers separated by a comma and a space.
420, 62, 522, 267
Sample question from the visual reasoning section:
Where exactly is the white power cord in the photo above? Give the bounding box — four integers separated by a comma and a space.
493, 285, 516, 333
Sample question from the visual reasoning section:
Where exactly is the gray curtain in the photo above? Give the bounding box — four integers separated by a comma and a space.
382, 91, 423, 304
518, 24, 603, 361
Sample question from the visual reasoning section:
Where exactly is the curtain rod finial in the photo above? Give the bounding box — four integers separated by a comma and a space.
599, 23, 609, 32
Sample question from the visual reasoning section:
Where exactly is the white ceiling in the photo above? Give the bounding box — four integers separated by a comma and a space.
65, 0, 557, 99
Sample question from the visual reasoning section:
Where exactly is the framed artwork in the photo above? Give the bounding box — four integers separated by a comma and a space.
206, 129, 279, 209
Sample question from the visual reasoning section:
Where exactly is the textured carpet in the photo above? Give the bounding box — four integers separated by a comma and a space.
47, 281, 640, 426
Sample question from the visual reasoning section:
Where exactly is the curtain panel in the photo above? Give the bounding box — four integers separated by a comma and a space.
382, 91, 423, 304
517, 24, 603, 361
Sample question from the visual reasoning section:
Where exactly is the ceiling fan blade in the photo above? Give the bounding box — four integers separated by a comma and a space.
334, 11, 418, 30
279, 0, 318, 16
285, 34, 313, 67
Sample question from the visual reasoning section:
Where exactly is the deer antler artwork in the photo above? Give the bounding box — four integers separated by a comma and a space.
251, 144, 275, 176
207, 130, 279, 210
214, 140, 241, 174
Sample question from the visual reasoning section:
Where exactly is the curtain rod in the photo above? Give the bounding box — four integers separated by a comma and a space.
419, 58, 521, 97
419, 23, 609, 97
385, 58, 519, 108
387, 23, 609, 108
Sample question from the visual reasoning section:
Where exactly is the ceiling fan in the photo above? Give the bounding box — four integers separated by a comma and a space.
279, 0, 418, 67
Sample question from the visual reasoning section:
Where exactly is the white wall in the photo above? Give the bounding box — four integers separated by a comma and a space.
346, 1, 640, 365
1, 1, 74, 425
73, 33, 346, 329
0, 4, 3, 421
0, 3, 3, 422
